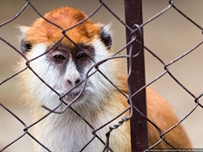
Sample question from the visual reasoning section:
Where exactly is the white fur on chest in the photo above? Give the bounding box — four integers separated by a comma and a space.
33, 107, 129, 152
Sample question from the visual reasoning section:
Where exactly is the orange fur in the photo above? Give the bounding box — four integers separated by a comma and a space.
112, 61, 192, 148
147, 88, 192, 148
24, 7, 101, 47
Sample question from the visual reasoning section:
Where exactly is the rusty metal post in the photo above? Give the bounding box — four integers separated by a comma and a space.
124, 0, 148, 151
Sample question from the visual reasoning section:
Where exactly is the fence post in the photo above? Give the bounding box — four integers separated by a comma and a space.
124, 0, 148, 151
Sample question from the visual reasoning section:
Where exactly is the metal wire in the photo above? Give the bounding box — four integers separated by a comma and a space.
0, 0, 202, 151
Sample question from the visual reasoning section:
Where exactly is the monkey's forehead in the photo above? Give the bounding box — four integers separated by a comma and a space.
24, 6, 101, 47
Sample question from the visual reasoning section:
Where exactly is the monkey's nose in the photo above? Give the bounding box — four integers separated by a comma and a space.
67, 78, 81, 86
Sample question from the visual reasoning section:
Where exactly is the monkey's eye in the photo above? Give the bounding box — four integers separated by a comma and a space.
53, 54, 66, 62
76, 52, 88, 61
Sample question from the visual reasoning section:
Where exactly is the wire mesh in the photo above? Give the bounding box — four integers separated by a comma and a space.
0, 0, 203, 151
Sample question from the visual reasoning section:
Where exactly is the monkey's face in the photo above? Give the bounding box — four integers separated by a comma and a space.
45, 43, 94, 102
18, 7, 114, 109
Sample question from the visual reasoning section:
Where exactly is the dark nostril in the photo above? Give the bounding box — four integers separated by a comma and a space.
67, 80, 72, 85
75, 79, 81, 85
67, 78, 81, 86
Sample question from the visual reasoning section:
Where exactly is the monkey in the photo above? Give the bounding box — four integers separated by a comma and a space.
16, 6, 192, 151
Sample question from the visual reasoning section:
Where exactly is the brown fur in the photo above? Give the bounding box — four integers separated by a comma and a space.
147, 88, 192, 148
24, 7, 101, 47
113, 65, 192, 148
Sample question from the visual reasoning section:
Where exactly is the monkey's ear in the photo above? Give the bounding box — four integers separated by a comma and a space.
100, 24, 112, 50
20, 39, 32, 54
18, 26, 32, 54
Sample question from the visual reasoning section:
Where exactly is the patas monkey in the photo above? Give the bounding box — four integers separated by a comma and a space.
17, 6, 191, 151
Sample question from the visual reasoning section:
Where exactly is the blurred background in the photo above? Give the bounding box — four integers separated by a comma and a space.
0, 0, 203, 151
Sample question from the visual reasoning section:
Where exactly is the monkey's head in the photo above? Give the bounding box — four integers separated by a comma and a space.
18, 7, 119, 111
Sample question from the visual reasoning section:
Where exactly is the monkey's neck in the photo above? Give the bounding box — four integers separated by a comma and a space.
32, 91, 129, 151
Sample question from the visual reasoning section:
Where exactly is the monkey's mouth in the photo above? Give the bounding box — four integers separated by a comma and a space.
62, 90, 83, 102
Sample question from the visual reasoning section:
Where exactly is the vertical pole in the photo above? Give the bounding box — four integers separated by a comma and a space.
124, 0, 148, 151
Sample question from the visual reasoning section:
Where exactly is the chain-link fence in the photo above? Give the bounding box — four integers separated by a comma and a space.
0, 0, 203, 151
